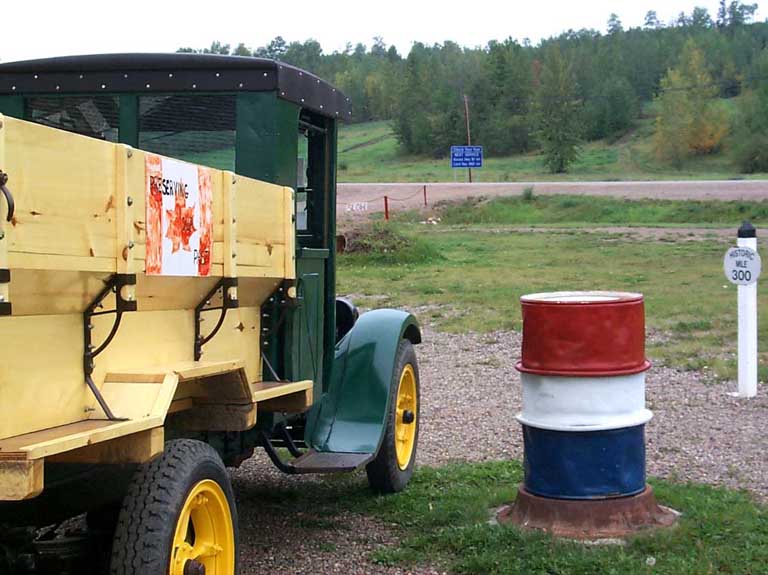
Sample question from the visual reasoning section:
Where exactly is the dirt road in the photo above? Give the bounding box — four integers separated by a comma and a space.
337, 180, 768, 215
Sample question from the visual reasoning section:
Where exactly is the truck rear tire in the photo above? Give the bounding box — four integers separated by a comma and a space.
366, 339, 420, 493
109, 439, 238, 575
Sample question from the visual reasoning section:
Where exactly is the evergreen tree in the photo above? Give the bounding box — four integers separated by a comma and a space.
536, 46, 582, 173
733, 50, 768, 171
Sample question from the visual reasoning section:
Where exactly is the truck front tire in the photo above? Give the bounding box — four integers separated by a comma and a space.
109, 439, 238, 575
366, 339, 421, 493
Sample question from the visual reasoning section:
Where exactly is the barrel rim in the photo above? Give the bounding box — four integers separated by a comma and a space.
520, 290, 643, 305
515, 360, 652, 376
516, 409, 653, 432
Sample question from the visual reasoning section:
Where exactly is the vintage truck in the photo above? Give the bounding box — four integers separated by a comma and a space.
0, 54, 421, 574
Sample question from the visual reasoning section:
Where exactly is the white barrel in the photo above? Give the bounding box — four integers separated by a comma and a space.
516, 371, 653, 432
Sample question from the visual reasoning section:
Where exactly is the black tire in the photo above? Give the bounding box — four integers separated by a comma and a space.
366, 339, 420, 493
109, 439, 238, 575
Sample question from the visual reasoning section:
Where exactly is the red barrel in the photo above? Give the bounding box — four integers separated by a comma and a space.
517, 291, 650, 377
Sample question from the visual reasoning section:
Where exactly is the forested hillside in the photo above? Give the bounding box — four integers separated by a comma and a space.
180, 1, 768, 174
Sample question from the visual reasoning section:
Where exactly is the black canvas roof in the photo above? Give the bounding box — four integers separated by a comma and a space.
0, 53, 351, 119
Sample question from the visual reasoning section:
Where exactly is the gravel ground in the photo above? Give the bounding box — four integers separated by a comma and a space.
230, 319, 768, 574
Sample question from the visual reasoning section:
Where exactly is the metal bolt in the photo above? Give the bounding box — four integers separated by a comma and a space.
232, 253, 236, 258
127, 196, 134, 206
0, 231, 4, 240
402, 410, 415, 424
0, 295, 5, 302
127, 148, 133, 158
128, 241, 135, 249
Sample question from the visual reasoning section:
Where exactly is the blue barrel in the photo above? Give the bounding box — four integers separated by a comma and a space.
522, 424, 646, 499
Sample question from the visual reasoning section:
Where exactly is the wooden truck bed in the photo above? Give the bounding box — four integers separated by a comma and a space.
0, 115, 307, 500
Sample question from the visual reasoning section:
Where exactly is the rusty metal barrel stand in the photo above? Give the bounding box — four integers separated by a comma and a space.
499, 291, 678, 539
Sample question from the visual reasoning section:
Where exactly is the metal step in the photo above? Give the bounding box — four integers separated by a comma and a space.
288, 450, 373, 474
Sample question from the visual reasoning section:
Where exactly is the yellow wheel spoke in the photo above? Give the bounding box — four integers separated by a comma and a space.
170, 480, 235, 575
394, 364, 418, 471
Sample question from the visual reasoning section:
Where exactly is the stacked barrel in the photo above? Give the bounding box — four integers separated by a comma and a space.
500, 291, 677, 538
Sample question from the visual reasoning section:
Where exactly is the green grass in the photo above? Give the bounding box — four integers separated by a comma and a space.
235, 461, 768, 574
337, 109, 766, 182
424, 194, 768, 227
337, 217, 768, 379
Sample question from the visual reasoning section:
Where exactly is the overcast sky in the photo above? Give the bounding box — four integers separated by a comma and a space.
1, 0, 763, 63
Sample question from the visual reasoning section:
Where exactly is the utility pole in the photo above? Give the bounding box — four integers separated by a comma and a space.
463, 94, 472, 183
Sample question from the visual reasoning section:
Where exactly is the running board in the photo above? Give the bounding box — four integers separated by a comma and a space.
260, 432, 372, 474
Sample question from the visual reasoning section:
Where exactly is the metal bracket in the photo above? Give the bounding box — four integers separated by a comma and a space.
259, 279, 296, 379
0, 268, 9, 316
83, 274, 136, 421
0, 170, 15, 223
194, 277, 239, 361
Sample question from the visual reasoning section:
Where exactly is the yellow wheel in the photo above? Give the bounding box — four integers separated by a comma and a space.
170, 480, 235, 575
367, 339, 420, 493
394, 364, 418, 471
110, 440, 238, 575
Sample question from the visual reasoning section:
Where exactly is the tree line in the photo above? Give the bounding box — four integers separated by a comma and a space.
180, 1, 768, 173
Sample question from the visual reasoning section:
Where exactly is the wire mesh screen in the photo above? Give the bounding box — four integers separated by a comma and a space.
26, 96, 119, 141
139, 95, 236, 171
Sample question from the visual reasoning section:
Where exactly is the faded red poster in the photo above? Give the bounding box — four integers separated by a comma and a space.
144, 153, 213, 276
145, 154, 163, 275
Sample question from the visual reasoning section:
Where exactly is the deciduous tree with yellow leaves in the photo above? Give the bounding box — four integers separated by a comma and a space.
653, 39, 729, 166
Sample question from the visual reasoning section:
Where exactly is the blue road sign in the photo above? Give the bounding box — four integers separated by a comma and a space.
451, 145, 483, 169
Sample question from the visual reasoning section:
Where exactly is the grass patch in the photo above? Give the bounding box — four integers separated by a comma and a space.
236, 462, 768, 574
338, 219, 768, 379
342, 221, 442, 265
367, 462, 768, 575
431, 195, 768, 227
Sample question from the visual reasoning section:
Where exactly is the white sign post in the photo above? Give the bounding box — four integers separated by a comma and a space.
723, 222, 761, 398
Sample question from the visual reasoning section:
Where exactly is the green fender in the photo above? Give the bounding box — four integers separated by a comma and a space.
305, 309, 421, 454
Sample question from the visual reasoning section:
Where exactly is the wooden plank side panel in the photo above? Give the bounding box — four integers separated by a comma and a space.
283, 186, 296, 280
235, 178, 290, 275
0, 314, 92, 439
4, 117, 117, 261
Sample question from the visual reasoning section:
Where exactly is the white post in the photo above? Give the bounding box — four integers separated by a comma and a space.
737, 221, 758, 398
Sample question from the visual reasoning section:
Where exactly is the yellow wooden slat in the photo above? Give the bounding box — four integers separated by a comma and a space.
0, 460, 43, 500
0, 417, 163, 461
250, 380, 313, 402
